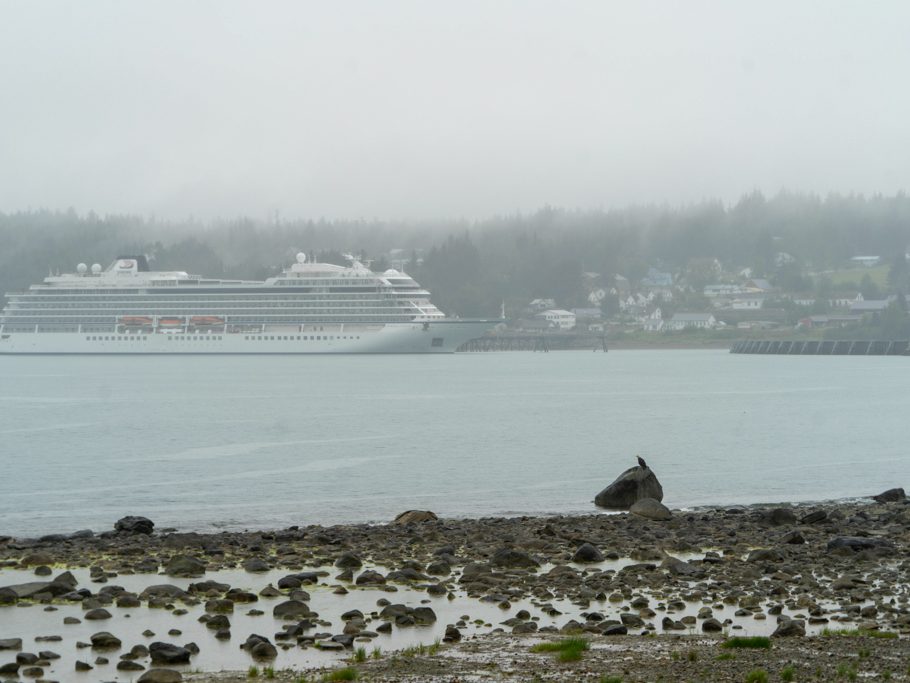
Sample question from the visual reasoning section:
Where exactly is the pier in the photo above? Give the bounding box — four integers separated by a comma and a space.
730, 339, 909, 355
458, 334, 609, 352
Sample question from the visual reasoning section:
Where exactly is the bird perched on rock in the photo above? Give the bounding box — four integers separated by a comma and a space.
637, 455, 648, 469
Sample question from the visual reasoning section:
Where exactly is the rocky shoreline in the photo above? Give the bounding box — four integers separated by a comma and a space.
1, 493, 908, 682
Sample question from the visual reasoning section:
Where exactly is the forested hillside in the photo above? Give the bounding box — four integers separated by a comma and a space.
2, 192, 910, 317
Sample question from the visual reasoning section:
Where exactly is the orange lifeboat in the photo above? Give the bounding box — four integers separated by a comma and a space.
158, 317, 184, 327
190, 316, 224, 326
120, 316, 153, 326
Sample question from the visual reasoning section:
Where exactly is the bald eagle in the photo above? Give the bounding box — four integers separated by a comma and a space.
637, 456, 648, 469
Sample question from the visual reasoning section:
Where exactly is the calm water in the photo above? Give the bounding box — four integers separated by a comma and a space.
0, 350, 906, 537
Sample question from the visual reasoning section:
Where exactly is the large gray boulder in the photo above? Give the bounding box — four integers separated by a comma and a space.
595, 464, 663, 509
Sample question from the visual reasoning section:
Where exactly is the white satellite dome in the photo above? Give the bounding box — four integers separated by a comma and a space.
76, 263, 87, 274
384, 269, 400, 276
91, 263, 102, 274
296, 252, 307, 264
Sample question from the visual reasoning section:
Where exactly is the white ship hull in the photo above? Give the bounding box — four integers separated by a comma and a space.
0, 320, 493, 354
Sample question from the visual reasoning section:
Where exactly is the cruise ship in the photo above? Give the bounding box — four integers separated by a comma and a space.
0, 253, 497, 354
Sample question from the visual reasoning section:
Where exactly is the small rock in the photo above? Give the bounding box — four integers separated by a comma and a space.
243, 558, 270, 573
872, 487, 906, 503
800, 510, 827, 524
491, 548, 539, 569
701, 618, 724, 632
335, 553, 363, 569
629, 498, 672, 521
90, 632, 121, 649
164, 555, 206, 578
115, 516, 155, 535
149, 642, 192, 665
572, 543, 604, 563
84, 608, 112, 620
355, 570, 387, 585
391, 510, 438, 525
772, 619, 806, 637
766, 508, 797, 526
272, 600, 312, 619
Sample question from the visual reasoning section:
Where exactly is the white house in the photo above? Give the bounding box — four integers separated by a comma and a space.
666, 313, 718, 330
850, 298, 893, 314
729, 294, 765, 310
529, 298, 556, 312
642, 308, 664, 332
830, 292, 862, 308
850, 256, 881, 267
537, 309, 576, 330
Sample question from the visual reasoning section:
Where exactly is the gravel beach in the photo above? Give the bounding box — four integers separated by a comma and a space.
1, 495, 907, 681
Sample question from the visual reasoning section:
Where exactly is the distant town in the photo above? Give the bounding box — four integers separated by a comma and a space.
496, 255, 908, 342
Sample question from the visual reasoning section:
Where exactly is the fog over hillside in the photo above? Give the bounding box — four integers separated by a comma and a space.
3, 192, 910, 324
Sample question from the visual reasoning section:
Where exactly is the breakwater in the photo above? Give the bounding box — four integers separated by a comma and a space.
730, 339, 909, 355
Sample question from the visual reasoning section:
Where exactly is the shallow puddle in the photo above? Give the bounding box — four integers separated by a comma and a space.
0, 559, 873, 677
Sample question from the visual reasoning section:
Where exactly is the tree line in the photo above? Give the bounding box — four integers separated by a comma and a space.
2, 192, 910, 318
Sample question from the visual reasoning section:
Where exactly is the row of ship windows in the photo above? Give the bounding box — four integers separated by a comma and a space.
242, 335, 361, 341
5, 314, 415, 324
14, 291, 415, 300
85, 336, 155, 342
8, 300, 423, 308
81, 335, 363, 342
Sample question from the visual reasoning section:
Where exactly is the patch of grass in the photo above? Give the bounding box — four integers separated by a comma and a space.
530, 637, 589, 662
371, 646, 382, 660
858, 647, 870, 658
427, 638, 441, 655
321, 668, 358, 682
670, 651, 680, 661
248, 666, 259, 678
600, 676, 623, 683
715, 652, 735, 661
686, 650, 698, 662
353, 647, 367, 663
745, 670, 768, 683
836, 662, 858, 681
401, 643, 428, 658
723, 636, 772, 650
263, 667, 275, 680
558, 647, 585, 662
780, 664, 795, 682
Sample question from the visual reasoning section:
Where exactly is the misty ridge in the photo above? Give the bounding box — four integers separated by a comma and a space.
3, 190, 910, 319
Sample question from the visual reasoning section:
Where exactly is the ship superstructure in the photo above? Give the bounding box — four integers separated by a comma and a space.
0, 253, 494, 354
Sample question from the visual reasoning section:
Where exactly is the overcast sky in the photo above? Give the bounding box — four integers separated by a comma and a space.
1, 1, 908, 220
